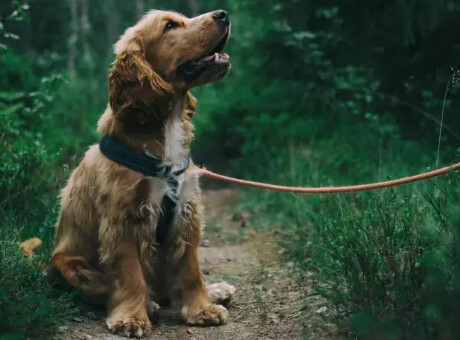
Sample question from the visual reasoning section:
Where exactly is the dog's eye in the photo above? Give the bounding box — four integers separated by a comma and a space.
164, 21, 179, 32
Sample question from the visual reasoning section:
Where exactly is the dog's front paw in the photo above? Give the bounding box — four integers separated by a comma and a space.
207, 281, 236, 306
106, 315, 151, 338
182, 304, 228, 326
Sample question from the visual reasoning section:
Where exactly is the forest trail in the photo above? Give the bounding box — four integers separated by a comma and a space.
59, 189, 328, 340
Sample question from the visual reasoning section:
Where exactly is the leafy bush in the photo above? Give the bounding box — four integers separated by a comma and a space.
0, 4, 82, 337
317, 185, 460, 338
0, 238, 76, 339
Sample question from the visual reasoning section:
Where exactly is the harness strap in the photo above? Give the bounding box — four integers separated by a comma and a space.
99, 135, 190, 243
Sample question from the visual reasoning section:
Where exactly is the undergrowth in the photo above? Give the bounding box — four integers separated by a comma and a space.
0, 235, 77, 339
0, 72, 103, 339
236, 134, 460, 338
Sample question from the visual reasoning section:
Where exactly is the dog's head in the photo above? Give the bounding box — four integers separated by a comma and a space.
101, 10, 230, 144
111, 10, 231, 101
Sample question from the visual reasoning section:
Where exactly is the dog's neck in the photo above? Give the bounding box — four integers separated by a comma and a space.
98, 93, 192, 165
162, 95, 188, 165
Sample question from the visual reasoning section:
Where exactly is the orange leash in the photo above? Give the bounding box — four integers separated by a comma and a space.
199, 162, 460, 194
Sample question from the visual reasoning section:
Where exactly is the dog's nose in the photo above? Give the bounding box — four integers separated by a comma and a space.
213, 10, 229, 24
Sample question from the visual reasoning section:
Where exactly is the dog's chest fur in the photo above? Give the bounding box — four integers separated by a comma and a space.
164, 100, 187, 166
140, 100, 197, 241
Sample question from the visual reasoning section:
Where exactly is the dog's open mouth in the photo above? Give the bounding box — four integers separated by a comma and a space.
198, 52, 230, 63
196, 32, 230, 65
177, 32, 230, 82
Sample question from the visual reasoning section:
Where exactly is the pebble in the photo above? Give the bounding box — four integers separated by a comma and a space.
315, 306, 328, 314
201, 239, 210, 247
268, 313, 280, 324
72, 317, 83, 323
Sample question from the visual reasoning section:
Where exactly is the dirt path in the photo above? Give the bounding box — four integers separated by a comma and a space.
59, 189, 329, 340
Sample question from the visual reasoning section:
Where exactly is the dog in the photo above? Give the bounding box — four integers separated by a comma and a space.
51, 9, 234, 338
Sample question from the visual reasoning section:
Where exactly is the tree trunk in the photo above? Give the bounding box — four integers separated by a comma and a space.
136, 0, 145, 20
68, 0, 78, 77
80, 0, 90, 62
105, 0, 119, 51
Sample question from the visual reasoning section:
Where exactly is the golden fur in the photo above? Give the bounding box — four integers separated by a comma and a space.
51, 10, 232, 337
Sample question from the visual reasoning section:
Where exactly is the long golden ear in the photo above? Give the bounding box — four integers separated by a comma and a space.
97, 104, 115, 135
108, 50, 172, 116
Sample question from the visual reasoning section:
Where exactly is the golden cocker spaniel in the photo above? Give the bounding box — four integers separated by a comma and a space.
51, 9, 234, 337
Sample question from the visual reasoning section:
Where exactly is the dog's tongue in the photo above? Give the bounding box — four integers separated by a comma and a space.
200, 52, 230, 62
201, 54, 216, 62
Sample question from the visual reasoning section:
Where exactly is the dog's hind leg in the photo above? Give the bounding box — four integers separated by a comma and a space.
50, 252, 107, 303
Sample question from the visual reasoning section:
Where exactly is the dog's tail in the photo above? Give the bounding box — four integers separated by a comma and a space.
18, 237, 42, 257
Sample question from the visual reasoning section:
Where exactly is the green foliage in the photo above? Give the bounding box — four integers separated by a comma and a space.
1, 79, 53, 210
0, 3, 81, 338
320, 186, 460, 338
194, 0, 460, 161
0, 237, 76, 339
237, 139, 460, 338
193, 3, 460, 336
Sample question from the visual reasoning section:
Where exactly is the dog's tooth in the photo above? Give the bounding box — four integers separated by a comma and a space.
214, 53, 219, 61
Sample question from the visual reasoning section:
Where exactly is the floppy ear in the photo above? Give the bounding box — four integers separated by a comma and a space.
97, 104, 116, 135
108, 48, 172, 117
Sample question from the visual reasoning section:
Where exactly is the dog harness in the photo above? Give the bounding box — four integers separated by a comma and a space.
99, 135, 190, 244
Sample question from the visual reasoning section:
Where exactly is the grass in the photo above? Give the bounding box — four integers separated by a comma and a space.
205, 220, 223, 234
234, 124, 460, 338
0, 238, 77, 339
0, 172, 79, 339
